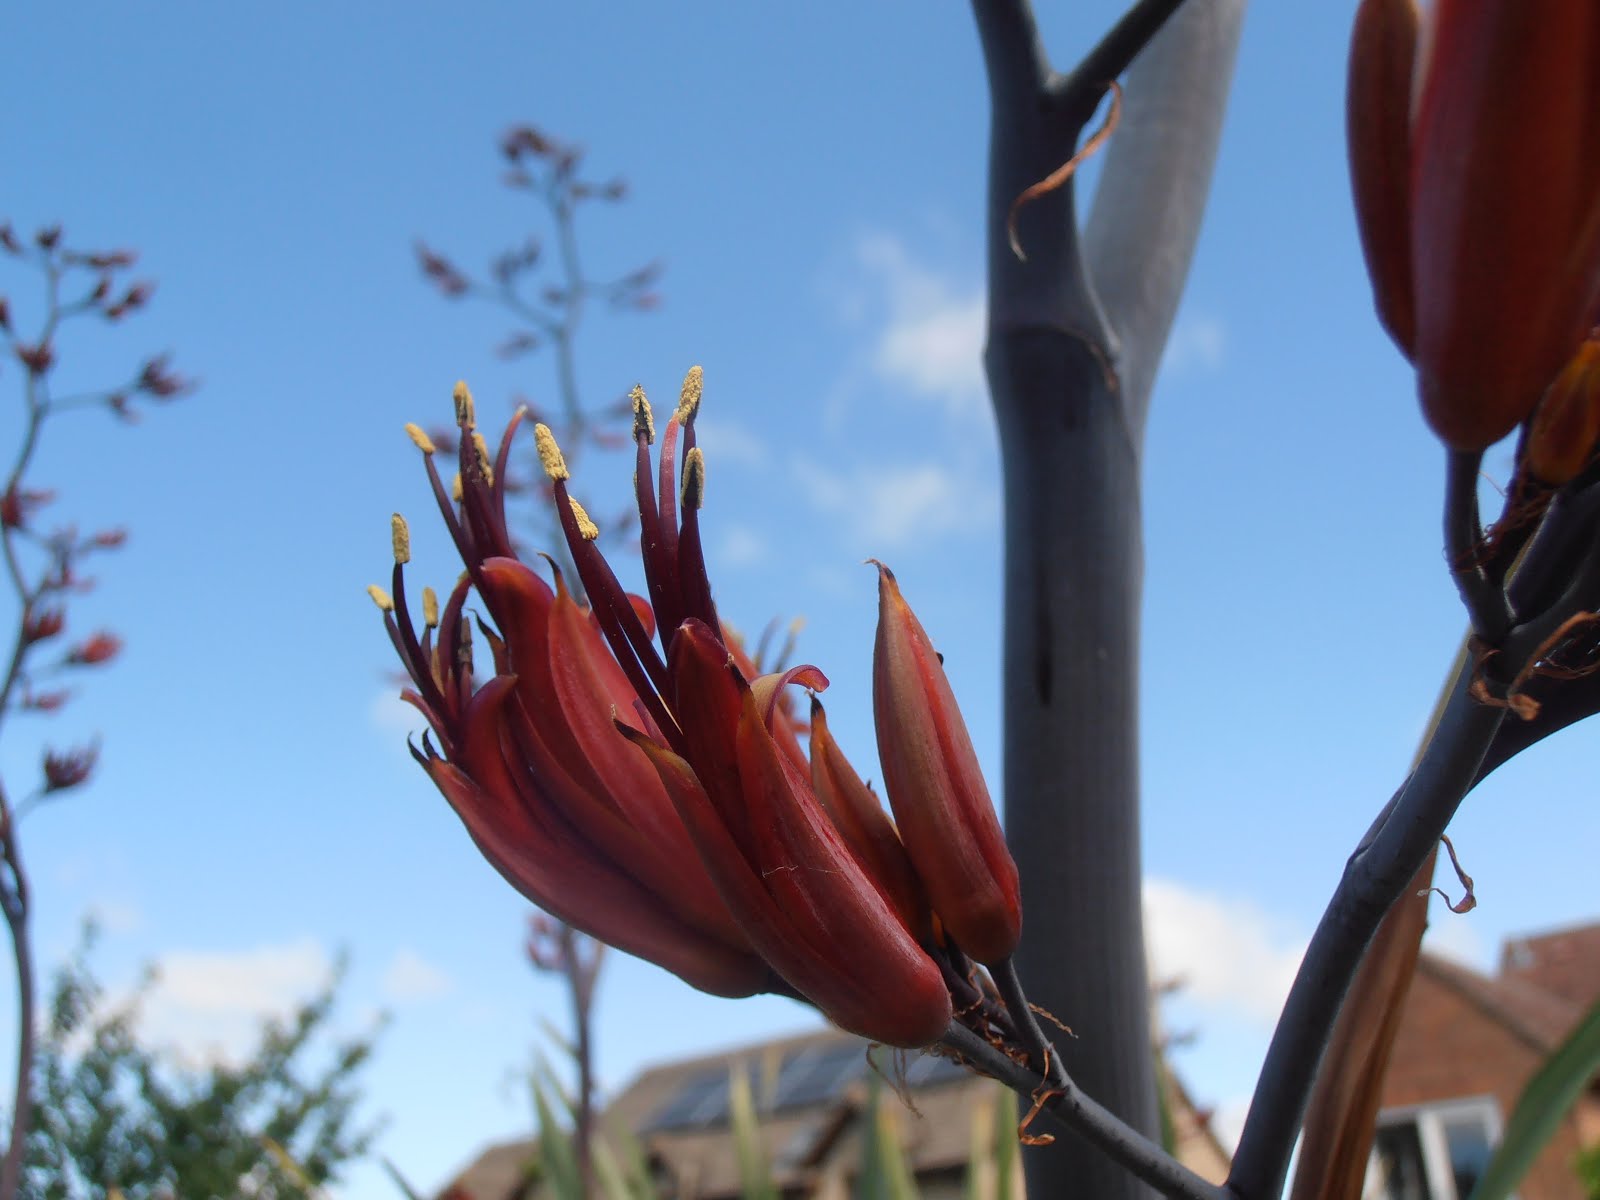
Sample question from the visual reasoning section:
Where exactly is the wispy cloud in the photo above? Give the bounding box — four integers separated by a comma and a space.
1422, 907, 1490, 971
792, 455, 996, 549
693, 415, 770, 469
1161, 314, 1227, 376
718, 524, 770, 568
854, 233, 986, 416
1144, 877, 1304, 1027
131, 938, 335, 1067
381, 947, 452, 1003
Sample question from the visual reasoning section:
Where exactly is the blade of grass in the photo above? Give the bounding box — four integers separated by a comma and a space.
1469, 995, 1600, 1200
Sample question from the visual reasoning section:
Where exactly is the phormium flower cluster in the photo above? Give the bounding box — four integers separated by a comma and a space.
375, 371, 1043, 1057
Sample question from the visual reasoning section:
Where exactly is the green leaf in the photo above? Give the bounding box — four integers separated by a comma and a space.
729, 1066, 779, 1200
993, 1085, 1019, 1200
857, 1072, 919, 1200
1469, 995, 1600, 1200
532, 1063, 582, 1200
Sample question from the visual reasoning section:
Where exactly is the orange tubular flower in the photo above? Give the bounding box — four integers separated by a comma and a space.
378, 375, 952, 1047
1349, 0, 1600, 450
871, 562, 1021, 966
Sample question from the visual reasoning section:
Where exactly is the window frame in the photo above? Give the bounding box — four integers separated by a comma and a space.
1365, 1094, 1506, 1200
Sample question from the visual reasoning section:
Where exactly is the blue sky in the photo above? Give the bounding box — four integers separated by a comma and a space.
1, 2, 1595, 1197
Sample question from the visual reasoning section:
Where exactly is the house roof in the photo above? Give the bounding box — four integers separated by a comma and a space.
1499, 921, 1600, 1012
1416, 953, 1585, 1056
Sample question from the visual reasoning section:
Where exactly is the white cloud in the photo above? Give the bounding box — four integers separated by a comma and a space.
371, 688, 425, 745
692, 415, 769, 468
132, 938, 335, 1068
719, 524, 769, 567
1144, 878, 1305, 1027
1422, 907, 1491, 971
381, 947, 452, 1003
792, 456, 996, 548
854, 234, 987, 416
85, 899, 142, 935
1161, 314, 1227, 376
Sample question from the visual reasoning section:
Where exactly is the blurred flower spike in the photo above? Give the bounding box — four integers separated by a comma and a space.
65, 632, 122, 667
42, 743, 98, 793
1347, 0, 1600, 451
376, 371, 1039, 1055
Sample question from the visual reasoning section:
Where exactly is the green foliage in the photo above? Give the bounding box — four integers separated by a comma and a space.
728, 1067, 779, 1200
21, 933, 382, 1200
855, 1075, 917, 1200
1468, 993, 1600, 1200
1575, 1141, 1600, 1200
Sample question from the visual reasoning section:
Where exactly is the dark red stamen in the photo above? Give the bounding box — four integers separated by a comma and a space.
391, 562, 451, 723
549, 479, 680, 744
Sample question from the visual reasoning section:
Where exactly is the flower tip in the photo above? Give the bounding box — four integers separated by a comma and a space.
452, 381, 476, 428
568, 497, 600, 541
676, 365, 703, 425
630, 384, 654, 445
680, 448, 706, 510
471, 431, 494, 485
421, 585, 440, 629
366, 583, 395, 613
404, 422, 437, 455
534, 423, 570, 481
391, 513, 411, 565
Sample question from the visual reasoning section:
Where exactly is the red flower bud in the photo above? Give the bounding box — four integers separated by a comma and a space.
872, 562, 1020, 965
1346, 0, 1419, 356
15, 341, 55, 375
66, 632, 122, 666
23, 606, 64, 644
43, 743, 98, 791
1349, 0, 1600, 449
809, 696, 931, 941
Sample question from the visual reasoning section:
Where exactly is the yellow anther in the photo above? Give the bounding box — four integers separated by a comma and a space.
422, 586, 440, 629
676, 365, 703, 425
452, 380, 476, 429
535, 423, 570, 481
404, 423, 436, 455
391, 513, 411, 565
681, 447, 706, 510
471, 432, 494, 485
366, 584, 394, 612
451, 473, 463, 502
630, 384, 655, 445
568, 497, 600, 541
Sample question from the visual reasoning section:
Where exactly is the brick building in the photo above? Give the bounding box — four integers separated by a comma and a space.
1370, 923, 1600, 1200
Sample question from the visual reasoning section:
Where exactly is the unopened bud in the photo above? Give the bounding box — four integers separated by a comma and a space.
872, 561, 1020, 964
